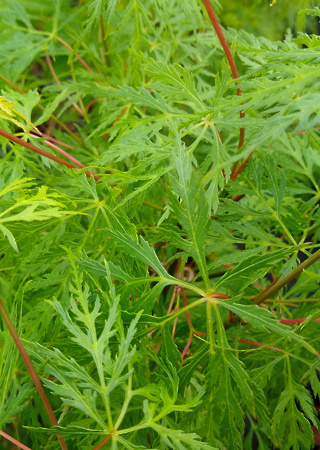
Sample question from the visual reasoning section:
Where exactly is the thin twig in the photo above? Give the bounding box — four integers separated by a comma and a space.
0, 129, 76, 168
56, 36, 94, 74
45, 55, 83, 115
279, 318, 320, 324
253, 249, 320, 305
0, 73, 84, 146
236, 338, 286, 353
202, 0, 245, 155
231, 194, 245, 202
0, 298, 68, 450
30, 133, 85, 168
102, 106, 128, 140
32, 129, 75, 149
181, 331, 194, 360
0, 73, 25, 94
0, 129, 98, 180
93, 434, 112, 450
0, 430, 32, 450
231, 150, 255, 181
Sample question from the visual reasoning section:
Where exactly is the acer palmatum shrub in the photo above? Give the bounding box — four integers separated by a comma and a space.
0, 1, 320, 449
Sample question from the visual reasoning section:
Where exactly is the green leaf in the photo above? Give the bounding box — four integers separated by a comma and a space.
216, 297, 318, 355
160, 322, 181, 370
168, 134, 210, 287
272, 365, 318, 450
0, 223, 18, 252
109, 230, 173, 279
215, 247, 304, 292
34, 89, 69, 126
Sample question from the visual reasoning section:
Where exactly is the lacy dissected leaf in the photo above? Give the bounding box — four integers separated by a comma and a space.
31, 283, 141, 431
0, 185, 77, 224
0, 334, 32, 428
272, 365, 319, 450
215, 246, 303, 292
216, 297, 318, 355
2, 89, 39, 129
108, 230, 174, 280
168, 135, 210, 286
136, 52, 206, 110
0, 95, 34, 131
205, 303, 257, 449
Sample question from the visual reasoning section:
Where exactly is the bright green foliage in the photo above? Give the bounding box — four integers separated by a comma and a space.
0, 1, 320, 449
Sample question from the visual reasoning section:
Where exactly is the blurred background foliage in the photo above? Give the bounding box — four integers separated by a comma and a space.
219, 0, 319, 40
14, 0, 320, 42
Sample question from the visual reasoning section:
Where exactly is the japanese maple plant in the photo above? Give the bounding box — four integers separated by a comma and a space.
1, 0, 320, 449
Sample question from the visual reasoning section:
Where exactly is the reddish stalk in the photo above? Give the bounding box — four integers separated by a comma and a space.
279, 318, 320, 324
0, 430, 32, 450
32, 129, 75, 149
231, 150, 255, 181
297, 126, 320, 135
30, 133, 85, 168
85, 98, 102, 115
93, 434, 112, 450
182, 288, 193, 330
181, 331, 194, 360
210, 293, 230, 300
166, 286, 179, 315
202, 0, 245, 158
172, 316, 178, 339
251, 275, 281, 301
56, 36, 94, 74
0, 129, 77, 168
236, 338, 286, 353
0, 298, 68, 450
0, 73, 84, 146
231, 194, 245, 202
102, 106, 128, 140
45, 55, 83, 115
180, 288, 206, 360
0, 129, 99, 180
0, 73, 25, 94
253, 248, 320, 305
45, 55, 62, 86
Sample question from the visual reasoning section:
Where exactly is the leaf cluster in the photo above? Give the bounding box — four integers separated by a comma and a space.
0, 1, 320, 449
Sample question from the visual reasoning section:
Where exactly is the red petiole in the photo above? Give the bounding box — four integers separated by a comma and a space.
0, 297, 68, 450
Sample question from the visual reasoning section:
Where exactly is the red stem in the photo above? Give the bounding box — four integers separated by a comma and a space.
279, 318, 320, 324
85, 98, 102, 114
231, 194, 245, 202
182, 288, 194, 330
56, 36, 94, 74
236, 338, 285, 353
231, 150, 255, 181
251, 275, 281, 301
102, 106, 128, 141
202, 0, 245, 153
0, 298, 68, 450
181, 331, 193, 360
0, 430, 32, 450
210, 293, 229, 299
30, 133, 85, 168
93, 434, 112, 450
171, 316, 178, 340
180, 288, 206, 359
166, 286, 178, 315
0, 74, 84, 146
0, 129, 99, 180
32, 129, 75, 149
45, 55, 83, 115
